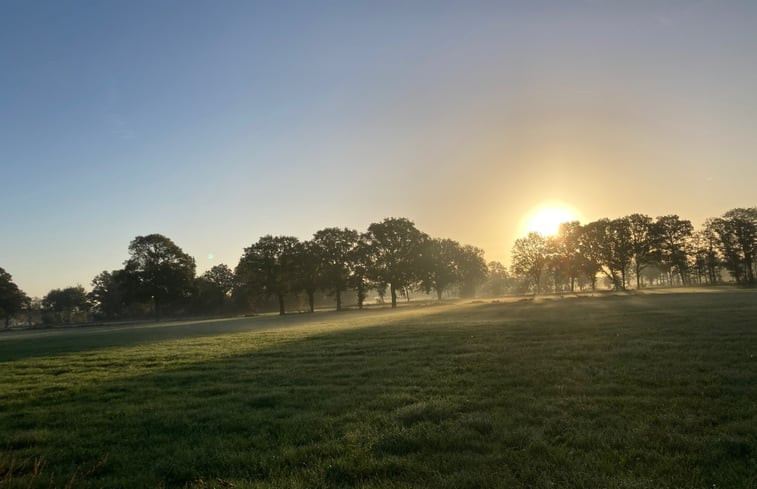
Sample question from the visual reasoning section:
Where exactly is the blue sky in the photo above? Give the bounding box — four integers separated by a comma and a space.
2, 1, 757, 296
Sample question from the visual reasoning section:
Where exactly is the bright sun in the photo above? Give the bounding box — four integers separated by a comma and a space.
522, 203, 581, 237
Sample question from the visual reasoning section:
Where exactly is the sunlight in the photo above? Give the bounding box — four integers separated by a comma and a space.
521, 202, 581, 237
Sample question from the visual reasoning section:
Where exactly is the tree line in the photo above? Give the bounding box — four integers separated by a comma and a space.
1, 218, 490, 326
509, 207, 757, 293
1, 208, 754, 327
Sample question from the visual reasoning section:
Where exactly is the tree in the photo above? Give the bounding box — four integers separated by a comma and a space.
484, 261, 510, 297
294, 240, 322, 313
348, 234, 375, 309
577, 221, 605, 291
236, 235, 300, 315
510, 232, 546, 294
0, 267, 29, 328
602, 218, 634, 290
365, 218, 428, 308
193, 264, 236, 314
709, 208, 757, 285
456, 244, 488, 298
89, 269, 135, 319
201, 264, 236, 295
693, 222, 721, 285
653, 215, 694, 286
124, 234, 196, 320
420, 238, 463, 300
312, 227, 360, 311
553, 221, 583, 292
627, 214, 656, 289
43, 285, 89, 323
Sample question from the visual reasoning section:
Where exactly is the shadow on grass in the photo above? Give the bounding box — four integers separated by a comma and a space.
2, 291, 757, 488
0, 305, 440, 363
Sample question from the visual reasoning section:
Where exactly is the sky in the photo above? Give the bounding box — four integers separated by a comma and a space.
2, 0, 756, 297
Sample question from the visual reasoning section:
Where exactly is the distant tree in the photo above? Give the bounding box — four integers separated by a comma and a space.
554, 221, 583, 292
0, 267, 29, 328
89, 269, 135, 319
627, 214, 656, 289
365, 218, 428, 308
312, 227, 360, 311
653, 215, 694, 286
420, 238, 463, 300
603, 218, 633, 290
294, 240, 322, 313
484, 261, 510, 297
456, 244, 488, 298
43, 285, 89, 323
577, 221, 606, 291
193, 264, 236, 314
510, 232, 546, 294
201, 264, 236, 295
709, 208, 757, 285
236, 235, 300, 315
124, 234, 196, 320
693, 222, 721, 285
348, 234, 375, 309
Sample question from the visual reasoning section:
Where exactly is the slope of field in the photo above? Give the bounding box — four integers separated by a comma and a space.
1, 289, 756, 488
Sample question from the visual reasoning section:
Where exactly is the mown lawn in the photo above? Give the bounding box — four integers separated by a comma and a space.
1, 289, 756, 488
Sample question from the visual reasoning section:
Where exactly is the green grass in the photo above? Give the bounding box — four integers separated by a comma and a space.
1, 289, 756, 488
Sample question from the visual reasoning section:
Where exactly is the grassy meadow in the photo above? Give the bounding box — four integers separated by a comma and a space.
1, 289, 756, 488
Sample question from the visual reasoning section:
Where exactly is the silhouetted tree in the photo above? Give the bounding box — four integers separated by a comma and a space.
89, 269, 135, 319
653, 215, 693, 286
365, 218, 428, 308
201, 264, 235, 295
294, 240, 322, 313
236, 235, 300, 315
627, 214, 656, 289
693, 222, 721, 285
510, 232, 546, 294
420, 238, 463, 300
709, 208, 757, 285
602, 218, 633, 290
0, 267, 29, 328
43, 285, 89, 323
553, 221, 583, 292
192, 264, 235, 314
577, 221, 605, 291
124, 234, 196, 320
348, 234, 375, 309
457, 245, 488, 298
484, 261, 510, 297
312, 227, 360, 311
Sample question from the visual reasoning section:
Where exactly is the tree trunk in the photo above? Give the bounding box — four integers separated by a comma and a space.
336, 289, 342, 311
635, 262, 641, 289
621, 268, 627, 290
390, 283, 397, 308
436, 288, 443, 300
308, 291, 314, 313
357, 286, 365, 310
153, 297, 160, 322
278, 293, 285, 315
405, 288, 410, 302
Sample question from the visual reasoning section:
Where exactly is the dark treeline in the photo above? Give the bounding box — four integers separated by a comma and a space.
510, 208, 757, 293
1, 218, 491, 326
1, 208, 755, 328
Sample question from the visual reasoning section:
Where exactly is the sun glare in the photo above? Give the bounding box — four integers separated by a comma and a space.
521, 203, 581, 237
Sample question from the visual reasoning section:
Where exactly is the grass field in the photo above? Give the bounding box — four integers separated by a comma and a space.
1, 289, 756, 488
